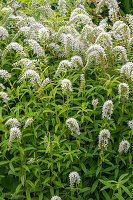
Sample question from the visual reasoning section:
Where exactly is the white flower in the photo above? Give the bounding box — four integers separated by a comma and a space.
131, 71, 133, 82
112, 46, 127, 62
5, 118, 21, 128
51, 196, 61, 200
61, 79, 73, 94
13, 58, 38, 71
96, 0, 119, 21
24, 118, 33, 129
102, 100, 113, 120
38, 27, 49, 43
64, 34, 74, 58
118, 140, 130, 153
95, 32, 112, 49
0, 83, 6, 90
78, 73, 85, 96
55, 60, 72, 77
2, 42, 26, 61
112, 21, 130, 41
0, 92, 9, 103
41, 78, 51, 88
27, 158, 36, 164
1, 6, 13, 13
69, 171, 80, 188
25, 39, 45, 57
80, 25, 93, 43
118, 83, 129, 101
0, 70, 11, 81
71, 56, 83, 71
19, 69, 41, 86
9, 127, 21, 147
12, 26, 30, 41
66, 118, 80, 135
126, 14, 133, 31
128, 120, 133, 131
58, 0, 67, 16
85, 44, 107, 68
92, 99, 99, 110
98, 129, 110, 150
120, 62, 133, 80
0, 26, 9, 40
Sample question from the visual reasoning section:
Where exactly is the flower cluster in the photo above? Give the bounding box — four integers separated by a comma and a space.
85, 44, 107, 68
55, 60, 72, 77
69, 171, 80, 188
128, 120, 133, 133
19, 70, 41, 86
66, 118, 80, 135
51, 196, 61, 200
71, 56, 83, 71
24, 118, 34, 129
92, 99, 99, 110
41, 78, 51, 88
78, 73, 85, 96
0, 26, 9, 40
0, 92, 9, 103
120, 62, 133, 80
25, 39, 45, 57
98, 129, 110, 150
61, 79, 73, 94
112, 46, 127, 62
5, 118, 21, 128
2, 42, 26, 61
118, 140, 130, 154
102, 100, 113, 120
0, 83, 6, 90
9, 127, 21, 148
118, 83, 129, 101
0, 69, 11, 81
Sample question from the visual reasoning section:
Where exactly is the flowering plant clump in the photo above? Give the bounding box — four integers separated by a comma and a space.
0, 0, 133, 199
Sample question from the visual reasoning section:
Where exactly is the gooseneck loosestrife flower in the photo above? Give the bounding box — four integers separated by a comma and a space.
5, 118, 21, 128
69, 171, 80, 188
102, 100, 113, 120
24, 118, 34, 129
0, 92, 9, 103
61, 79, 73, 94
2, 42, 26, 62
118, 83, 129, 102
51, 196, 61, 200
66, 118, 80, 135
92, 99, 99, 110
120, 62, 133, 80
19, 70, 41, 86
118, 140, 130, 154
128, 120, 133, 134
0, 69, 11, 81
9, 127, 21, 148
98, 129, 110, 151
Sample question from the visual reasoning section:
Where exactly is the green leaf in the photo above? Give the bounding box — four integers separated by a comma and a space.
26, 190, 31, 200
114, 193, 125, 200
91, 180, 99, 193
121, 185, 132, 198
39, 192, 43, 200
80, 162, 86, 173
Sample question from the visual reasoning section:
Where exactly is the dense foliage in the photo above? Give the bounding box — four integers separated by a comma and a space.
0, 0, 133, 199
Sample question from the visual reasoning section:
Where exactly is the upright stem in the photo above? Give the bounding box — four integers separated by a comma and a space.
67, 93, 69, 119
